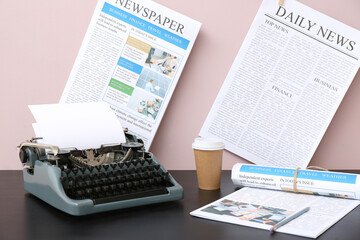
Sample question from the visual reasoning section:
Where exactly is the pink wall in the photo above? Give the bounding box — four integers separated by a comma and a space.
1, 0, 360, 170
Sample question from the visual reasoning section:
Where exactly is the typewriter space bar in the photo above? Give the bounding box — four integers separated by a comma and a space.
93, 188, 169, 205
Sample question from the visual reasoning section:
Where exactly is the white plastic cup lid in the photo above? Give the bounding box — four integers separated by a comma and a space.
192, 137, 225, 151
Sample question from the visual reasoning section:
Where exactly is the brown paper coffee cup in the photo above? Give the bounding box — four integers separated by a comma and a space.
192, 138, 225, 190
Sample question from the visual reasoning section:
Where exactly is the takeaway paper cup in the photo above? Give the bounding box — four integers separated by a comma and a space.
192, 138, 225, 190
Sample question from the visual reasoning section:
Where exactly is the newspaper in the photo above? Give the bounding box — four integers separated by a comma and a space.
190, 187, 360, 238
191, 163, 360, 238
60, 0, 201, 150
232, 163, 360, 200
199, 0, 360, 168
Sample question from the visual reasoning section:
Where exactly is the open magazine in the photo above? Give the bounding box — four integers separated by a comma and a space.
190, 164, 360, 238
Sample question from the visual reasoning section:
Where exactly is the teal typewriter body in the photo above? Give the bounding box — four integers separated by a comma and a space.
18, 133, 183, 216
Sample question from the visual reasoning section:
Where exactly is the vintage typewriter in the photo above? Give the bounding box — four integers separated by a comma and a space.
18, 132, 183, 216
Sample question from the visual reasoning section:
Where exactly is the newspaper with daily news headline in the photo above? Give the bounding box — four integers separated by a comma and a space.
232, 163, 360, 200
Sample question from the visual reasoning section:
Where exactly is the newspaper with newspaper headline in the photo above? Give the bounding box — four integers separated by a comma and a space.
60, 0, 201, 150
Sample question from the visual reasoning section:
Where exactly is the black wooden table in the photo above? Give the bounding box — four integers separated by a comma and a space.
1, 170, 359, 240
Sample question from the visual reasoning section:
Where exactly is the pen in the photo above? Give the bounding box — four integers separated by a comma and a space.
270, 207, 310, 232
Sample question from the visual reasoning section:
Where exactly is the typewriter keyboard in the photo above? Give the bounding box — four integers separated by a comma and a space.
60, 158, 173, 204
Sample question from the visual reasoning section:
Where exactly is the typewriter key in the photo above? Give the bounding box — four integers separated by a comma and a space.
94, 187, 101, 193
85, 180, 92, 187
146, 158, 153, 164
85, 188, 93, 195
133, 181, 140, 187
64, 168, 71, 176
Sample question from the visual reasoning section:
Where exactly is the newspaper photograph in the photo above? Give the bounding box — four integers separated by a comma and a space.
60, 0, 201, 150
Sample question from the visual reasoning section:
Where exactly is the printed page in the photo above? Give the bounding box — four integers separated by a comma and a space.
60, 0, 201, 150
200, 0, 360, 168
190, 187, 360, 238
231, 163, 360, 200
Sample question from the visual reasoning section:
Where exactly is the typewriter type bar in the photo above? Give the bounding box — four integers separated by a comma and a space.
18, 133, 183, 216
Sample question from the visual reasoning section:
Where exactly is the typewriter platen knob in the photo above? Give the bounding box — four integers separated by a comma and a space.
19, 148, 28, 164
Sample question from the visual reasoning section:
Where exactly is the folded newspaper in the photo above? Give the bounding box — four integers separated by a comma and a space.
190, 164, 360, 238
232, 164, 360, 199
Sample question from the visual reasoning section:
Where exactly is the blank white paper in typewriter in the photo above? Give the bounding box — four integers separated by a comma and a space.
29, 102, 126, 149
